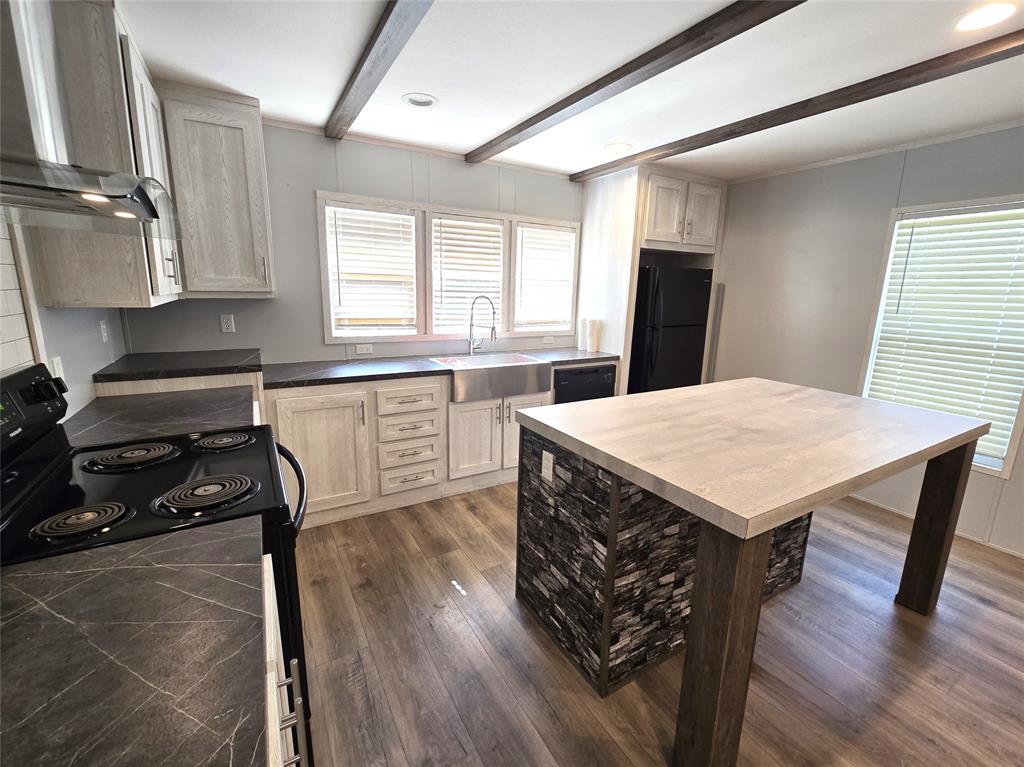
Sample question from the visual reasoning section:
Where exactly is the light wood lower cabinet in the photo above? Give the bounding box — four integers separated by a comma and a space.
448, 398, 503, 479
502, 392, 552, 469
275, 392, 371, 511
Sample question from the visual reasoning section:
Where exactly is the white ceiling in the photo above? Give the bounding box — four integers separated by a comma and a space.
121, 0, 1024, 181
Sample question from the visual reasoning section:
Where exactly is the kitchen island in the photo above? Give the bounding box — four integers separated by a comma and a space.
515, 377, 989, 767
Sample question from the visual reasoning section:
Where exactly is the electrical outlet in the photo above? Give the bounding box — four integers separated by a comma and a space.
542, 335, 554, 345
355, 343, 373, 355
99, 320, 109, 344
541, 450, 554, 482
220, 314, 236, 333
50, 356, 64, 379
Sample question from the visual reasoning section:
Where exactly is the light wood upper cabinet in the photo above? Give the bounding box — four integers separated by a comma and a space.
448, 398, 503, 479
502, 392, 551, 469
121, 34, 181, 298
160, 84, 275, 297
644, 174, 685, 244
21, 2, 176, 309
276, 392, 371, 510
682, 182, 722, 248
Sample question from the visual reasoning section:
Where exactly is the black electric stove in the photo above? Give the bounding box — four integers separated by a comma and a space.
0, 363, 313, 763
1, 423, 291, 565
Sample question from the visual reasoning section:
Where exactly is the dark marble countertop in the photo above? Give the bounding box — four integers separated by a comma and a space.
63, 387, 255, 447
0, 516, 266, 766
93, 349, 261, 383
263, 348, 619, 389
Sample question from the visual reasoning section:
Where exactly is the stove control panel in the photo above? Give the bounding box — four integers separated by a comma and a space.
1, 363, 69, 458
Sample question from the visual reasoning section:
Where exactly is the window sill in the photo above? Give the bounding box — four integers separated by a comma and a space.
971, 454, 1013, 480
325, 330, 575, 345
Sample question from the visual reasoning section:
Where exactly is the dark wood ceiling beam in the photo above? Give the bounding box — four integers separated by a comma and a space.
570, 28, 1024, 183
325, 0, 433, 140
463, 0, 805, 164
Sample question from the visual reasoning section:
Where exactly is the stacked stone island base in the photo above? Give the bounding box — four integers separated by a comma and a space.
515, 427, 811, 694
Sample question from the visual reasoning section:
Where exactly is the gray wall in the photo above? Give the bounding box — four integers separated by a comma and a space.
38, 305, 125, 415
123, 127, 583, 362
715, 126, 1024, 556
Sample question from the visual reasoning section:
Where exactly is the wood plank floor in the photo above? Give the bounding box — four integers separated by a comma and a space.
296, 484, 1024, 767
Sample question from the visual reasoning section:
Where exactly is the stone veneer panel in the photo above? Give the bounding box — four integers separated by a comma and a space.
516, 428, 813, 694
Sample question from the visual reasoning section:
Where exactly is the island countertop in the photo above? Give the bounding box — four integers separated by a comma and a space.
516, 377, 990, 538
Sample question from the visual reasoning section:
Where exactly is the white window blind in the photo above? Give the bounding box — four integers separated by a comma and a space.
865, 205, 1024, 464
431, 216, 503, 334
513, 225, 576, 331
324, 205, 417, 336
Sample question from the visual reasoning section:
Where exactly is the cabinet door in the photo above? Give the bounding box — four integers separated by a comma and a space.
162, 93, 274, 295
502, 392, 552, 469
682, 182, 722, 248
121, 35, 181, 298
448, 399, 503, 479
644, 174, 685, 243
276, 393, 371, 511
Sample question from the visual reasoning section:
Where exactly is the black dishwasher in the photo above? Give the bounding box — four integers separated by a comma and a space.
553, 364, 617, 404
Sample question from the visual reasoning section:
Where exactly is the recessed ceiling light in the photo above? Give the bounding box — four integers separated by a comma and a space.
956, 2, 1017, 30
80, 193, 109, 203
402, 92, 438, 108
114, 211, 136, 219
605, 142, 634, 155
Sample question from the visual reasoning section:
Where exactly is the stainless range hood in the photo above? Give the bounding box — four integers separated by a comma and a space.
0, 0, 178, 240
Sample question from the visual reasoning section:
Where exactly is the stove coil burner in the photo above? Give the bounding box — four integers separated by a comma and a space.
31, 503, 131, 541
193, 432, 254, 452
154, 474, 259, 517
83, 443, 180, 473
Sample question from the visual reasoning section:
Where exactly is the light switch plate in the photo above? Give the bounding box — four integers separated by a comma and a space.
220, 314, 236, 333
50, 356, 64, 379
355, 343, 373, 355
541, 450, 554, 482
542, 336, 554, 345
99, 320, 109, 344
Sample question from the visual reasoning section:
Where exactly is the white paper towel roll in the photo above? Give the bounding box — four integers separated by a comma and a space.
577, 317, 588, 350
586, 319, 602, 352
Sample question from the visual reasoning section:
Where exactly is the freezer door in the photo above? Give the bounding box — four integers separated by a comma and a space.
654, 267, 712, 327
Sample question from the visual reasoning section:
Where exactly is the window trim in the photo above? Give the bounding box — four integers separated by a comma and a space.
509, 219, 581, 335
316, 190, 581, 345
858, 194, 1024, 480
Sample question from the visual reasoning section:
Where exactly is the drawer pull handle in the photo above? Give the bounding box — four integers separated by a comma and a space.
400, 474, 425, 483
396, 397, 423, 404
397, 449, 423, 457
398, 424, 423, 431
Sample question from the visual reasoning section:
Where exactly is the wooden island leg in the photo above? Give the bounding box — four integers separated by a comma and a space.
896, 440, 976, 615
673, 521, 772, 767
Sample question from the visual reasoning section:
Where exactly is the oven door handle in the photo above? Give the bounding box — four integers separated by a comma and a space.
275, 442, 307, 533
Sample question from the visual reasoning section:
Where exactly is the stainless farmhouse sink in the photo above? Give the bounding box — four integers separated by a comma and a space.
432, 353, 552, 402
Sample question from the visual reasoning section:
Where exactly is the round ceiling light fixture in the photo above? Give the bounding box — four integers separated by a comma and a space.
604, 142, 634, 155
955, 2, 1017, 30
80, 192, 109, 203
402, 92, 438, 108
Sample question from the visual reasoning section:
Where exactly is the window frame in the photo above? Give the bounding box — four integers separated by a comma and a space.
509, 219, 581, 335
316, 190, 581, 345
859, 194, 1024, 480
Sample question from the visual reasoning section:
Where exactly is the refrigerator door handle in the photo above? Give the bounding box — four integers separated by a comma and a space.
650, 328, 660, 374
652, 273, 662, 329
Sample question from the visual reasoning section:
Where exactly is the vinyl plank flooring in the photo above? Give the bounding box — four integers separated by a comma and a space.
295, 523, 367, 665
297, 487, 1024, 767
364, 512, 559, 767
313, 649, 410, 767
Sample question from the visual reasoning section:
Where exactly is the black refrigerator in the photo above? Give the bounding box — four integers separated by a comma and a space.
627, 265, 712, 393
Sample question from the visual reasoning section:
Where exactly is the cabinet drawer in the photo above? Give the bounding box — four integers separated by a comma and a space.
379, 463, 441, 495
376, 382, 443, 415
378, 436, 441, 470
378, 411, 442, 443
